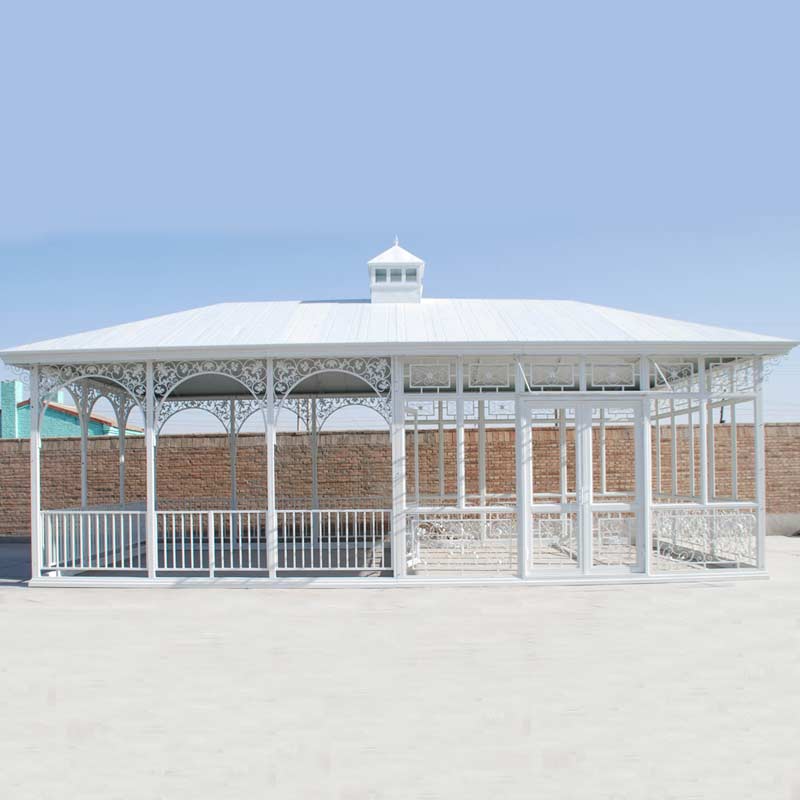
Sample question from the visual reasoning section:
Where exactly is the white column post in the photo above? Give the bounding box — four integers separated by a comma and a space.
79, 382, 89, 509
145, 361, 157, 579
639, 357, 653, 575
29, 366, 42, 580
413, 411, 420, 506
390, 357, 407, 578
266, 358, 278, 579
698, 359, 709, 505
310, 398, 319, 551
754, 357, 766, 570
455, 358, 466, 508
576, 404, 593, 575
118, 405, 127, 508
229, 399, 238, 511
478, 399, 487, 505
437, 400, 445, 501
515, 361, 531, 578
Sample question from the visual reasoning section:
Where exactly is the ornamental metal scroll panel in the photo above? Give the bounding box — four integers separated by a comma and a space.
529, 512, 578, 569
589, 363, 637, 390
406, 511, 518, 576
466, 361, 512, 390
157, 398, 234, 436
405, 399, 458, 423
650, 360, 697, 392
705, 358, 756, 394
483, 399, 516, 422
274, 357, 391, 398
154, 360, 268, 404
315, 396, 392, 428
590, 405, 636, 423
234, 397, 267, 434
651, 507, 757, 571
38, 363, 147, 412
592, 511, 638, 567
408, 362, 452, 390
526, 361, 578, 391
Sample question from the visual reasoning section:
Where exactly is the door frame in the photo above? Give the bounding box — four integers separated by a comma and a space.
522, 397, 646, 575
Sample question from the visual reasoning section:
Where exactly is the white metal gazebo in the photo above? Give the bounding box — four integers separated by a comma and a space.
2, 241, 795, 586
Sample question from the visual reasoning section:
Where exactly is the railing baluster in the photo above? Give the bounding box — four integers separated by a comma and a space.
228, 511, 233, 570
208, 511, 215, 578
78, 514, 84, 568
336, 511, 341, 569
190, 513, 195, 569
181, 513, 186, 570
247, 513, 252, 569
171, 512, 177, 570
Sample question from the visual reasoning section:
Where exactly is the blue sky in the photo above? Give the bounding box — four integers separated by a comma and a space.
1, 1, 798, 419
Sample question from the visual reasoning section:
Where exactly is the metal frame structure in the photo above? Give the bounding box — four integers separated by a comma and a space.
4, 240, 794, 586
11, 350, 785, 586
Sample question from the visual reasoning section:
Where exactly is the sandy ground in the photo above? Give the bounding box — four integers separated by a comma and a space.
1, 538, 799, 800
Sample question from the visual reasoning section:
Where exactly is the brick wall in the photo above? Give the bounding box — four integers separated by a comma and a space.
0, 424, 798, 535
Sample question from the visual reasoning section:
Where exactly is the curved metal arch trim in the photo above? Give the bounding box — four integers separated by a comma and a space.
235, 401, 270, 436
157, 404, 231, 437
273, 357, 392, 404
153, 369, 266, 423
316, 398, 392, 432
37, 376, 143, 429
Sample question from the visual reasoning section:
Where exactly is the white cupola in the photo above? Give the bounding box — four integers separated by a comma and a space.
367, 237, 425, 303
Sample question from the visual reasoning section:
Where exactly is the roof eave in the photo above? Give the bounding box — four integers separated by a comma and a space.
2, 339, 795, 366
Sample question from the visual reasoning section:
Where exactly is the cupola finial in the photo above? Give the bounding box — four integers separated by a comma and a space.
394, 234, 399, 246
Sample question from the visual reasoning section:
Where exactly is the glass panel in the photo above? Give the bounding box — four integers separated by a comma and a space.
529, 405, 579, 570
464, 399, 516, 507
651, 397, 701, 503
592, 511, 638, 567
591, 405, 636, 504
375, 268, 387, 283
405, 399, 456, 507
590, 404, 640, 569
405, 268, 417, 281
390, 269, 402, 282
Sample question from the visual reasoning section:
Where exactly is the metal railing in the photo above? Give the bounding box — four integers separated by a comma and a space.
41, 510, 146, 573
277, 509, 391, 571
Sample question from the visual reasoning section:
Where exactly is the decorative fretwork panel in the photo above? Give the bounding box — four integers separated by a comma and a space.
592, 511, 638, 566
588, 361, 637, 391
38, 363, 147, 410
405, 398, 515, 425
154, 359, 268, 403
523, 360, 579, 392
406, 361, 454, 392
530, 512, 578, 569
157, 396, 267, 436
274, 357, 391, 397
464, 359, 514, 391
650, 359, 698, 391
282, 395, 391, 431
705, 357, 756, 394
406, 511, 517, 576
651, 507, 757, 570
158, 399, 234, 435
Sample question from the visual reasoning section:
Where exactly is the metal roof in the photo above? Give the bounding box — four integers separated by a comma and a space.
367, 242, 425, 265
1, 298, 794, 363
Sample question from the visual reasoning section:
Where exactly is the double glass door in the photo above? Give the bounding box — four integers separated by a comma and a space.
526, 398, 644, 573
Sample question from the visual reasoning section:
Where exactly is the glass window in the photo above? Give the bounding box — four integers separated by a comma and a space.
390, 269, 402, 282
405, 268, 417, 282
375, 269, 387, 283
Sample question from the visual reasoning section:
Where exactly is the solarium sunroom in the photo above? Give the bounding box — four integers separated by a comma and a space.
2, 241, 795, 585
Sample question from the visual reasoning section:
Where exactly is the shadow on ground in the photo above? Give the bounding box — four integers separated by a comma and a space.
0, 541, 30, 585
